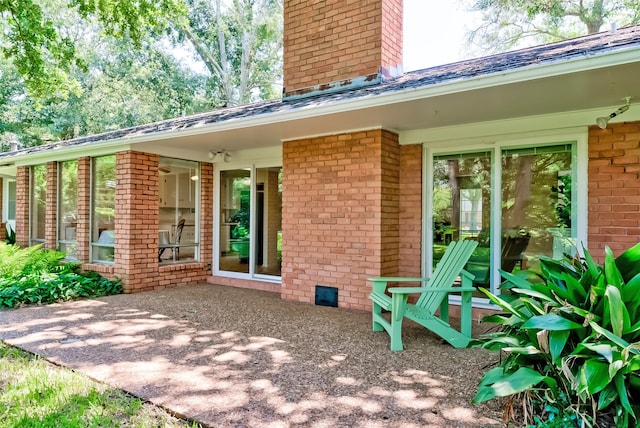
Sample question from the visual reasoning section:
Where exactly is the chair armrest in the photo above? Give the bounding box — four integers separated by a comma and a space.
368, 277, 430, 283
369, 277, 430, 294
389, 286, 476, 295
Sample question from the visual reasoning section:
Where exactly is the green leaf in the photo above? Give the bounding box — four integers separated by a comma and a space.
605, 285, 627, 337
579, 360, 611, 394
598, 383, 619, 410
604, 246, 624, 288
561, 272, 587, 304
614, 373, 635, 418
589, 321, 631, 349
522, 313, 583, 330
580, 343, 614, 363
615, 242, 640, 282
473, 367, 553, 403
549, 329, 570, 362
583, 246, 602, 280
477, 287, 525, 319
502, 346, 543, 355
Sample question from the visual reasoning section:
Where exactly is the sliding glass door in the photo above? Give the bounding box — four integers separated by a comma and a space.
217, 166, 282, 278
431, 143, 576, 298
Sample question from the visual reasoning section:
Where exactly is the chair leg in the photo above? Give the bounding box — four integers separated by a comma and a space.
371, 301, 384, 332
390, 314, 404, 351
460, 290, 473, 338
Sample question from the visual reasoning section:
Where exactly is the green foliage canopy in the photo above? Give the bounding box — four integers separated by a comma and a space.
466, 0, 640, 53
0, 0, 187, 99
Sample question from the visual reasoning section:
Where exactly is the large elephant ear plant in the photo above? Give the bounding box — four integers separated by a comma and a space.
472, 243, 640, 427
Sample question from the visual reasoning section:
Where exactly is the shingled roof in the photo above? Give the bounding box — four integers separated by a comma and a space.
3, 24, 640, 160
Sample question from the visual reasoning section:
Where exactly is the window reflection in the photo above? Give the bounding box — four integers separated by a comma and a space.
158, 157, 199, 264
30, 164, 46, 245
58, 160, 78, 259
432, 144, 574, 295
91, 156, 116, 263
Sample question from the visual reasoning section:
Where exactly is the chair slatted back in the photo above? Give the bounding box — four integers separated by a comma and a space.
416, 240, 479, 311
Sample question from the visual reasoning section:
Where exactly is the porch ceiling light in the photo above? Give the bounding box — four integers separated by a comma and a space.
208, 150, 232, 163
596, 97, 631, 129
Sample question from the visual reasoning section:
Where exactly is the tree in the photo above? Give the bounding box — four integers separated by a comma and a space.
465, 0, 640, 53
0, 0, 186, 99
174, 0, 282, 107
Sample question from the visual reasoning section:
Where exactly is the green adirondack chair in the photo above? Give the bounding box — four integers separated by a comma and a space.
368, 240, 479, 351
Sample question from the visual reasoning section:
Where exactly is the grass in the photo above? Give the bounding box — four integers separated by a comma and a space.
0, 342, 201, 428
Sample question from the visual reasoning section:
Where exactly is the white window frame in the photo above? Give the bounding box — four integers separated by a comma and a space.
213, 162, 282, 283
422, 128, 588, 308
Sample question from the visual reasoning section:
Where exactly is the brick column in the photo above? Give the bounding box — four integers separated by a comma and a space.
15, 166, 29, 247
45, 162, 58, 250
588, 121, 640, 261
76, 157, 91, 263
199, 162, 213, 271
399, 144, 423, 277
281, 128, 400, 310
114, 151, 159, 292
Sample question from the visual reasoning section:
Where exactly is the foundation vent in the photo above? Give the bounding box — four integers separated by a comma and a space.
315, 285, 338, 308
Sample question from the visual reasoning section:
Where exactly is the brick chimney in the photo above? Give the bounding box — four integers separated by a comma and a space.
283, 0, 403, 99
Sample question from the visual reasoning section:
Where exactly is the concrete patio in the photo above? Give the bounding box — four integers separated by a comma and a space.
0, 283, 503, 427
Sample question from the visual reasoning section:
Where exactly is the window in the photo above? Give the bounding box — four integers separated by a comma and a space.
158, 157, 199, 264
431, 143, 575, 298
4, 180, 16, 234
91, 156, 116, 263
30, 164, 46, 245
58, 160, 78, 259
217, 167, 282, 278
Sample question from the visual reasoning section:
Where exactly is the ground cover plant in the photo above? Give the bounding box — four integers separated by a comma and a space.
473, 243, 640, 427
0, 242, 121, 308
0, 342, 200, 427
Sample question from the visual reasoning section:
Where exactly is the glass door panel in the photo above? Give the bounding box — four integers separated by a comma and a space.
433, 152, 492, 295
254, 167, 282, 277
219, 169, 251, 274
501, 145, 573, 276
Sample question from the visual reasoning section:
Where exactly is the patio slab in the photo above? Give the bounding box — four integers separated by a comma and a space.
0, 283, 504, 427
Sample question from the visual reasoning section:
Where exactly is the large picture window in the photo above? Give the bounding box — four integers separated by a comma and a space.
91, 156, 116, 263
30, 164, 46, 245
58, 160, 78, 259
432, 143, 575, 298
158, 157, 199, 264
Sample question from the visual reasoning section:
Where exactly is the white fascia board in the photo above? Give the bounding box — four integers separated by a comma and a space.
12, 142, 134, 167
402, 104, 640, 145
3, 44, 640, 166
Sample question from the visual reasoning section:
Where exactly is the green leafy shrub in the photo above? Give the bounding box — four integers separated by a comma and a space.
472, 243, 640, 427
5, 225, 16, 244
0, 242, 121, 308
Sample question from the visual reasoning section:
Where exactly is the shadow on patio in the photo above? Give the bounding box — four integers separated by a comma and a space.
0, 283, 504, 427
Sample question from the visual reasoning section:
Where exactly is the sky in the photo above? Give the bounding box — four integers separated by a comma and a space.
403, 0, 482, 71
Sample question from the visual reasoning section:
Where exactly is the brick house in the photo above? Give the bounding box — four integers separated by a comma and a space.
1, 0, 640, 315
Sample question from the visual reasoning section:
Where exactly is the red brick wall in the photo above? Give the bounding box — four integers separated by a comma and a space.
15, 166, 29, 247
45, 162, 57, 250
399, 144, 422, 277
77, 157, 91, 263
281, 129, 400, 310
199, 162, 214, 271
588, 121, 640, 259
283, 0, 402, 95
81, 152, 213, 292
114, 151, 159, 291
